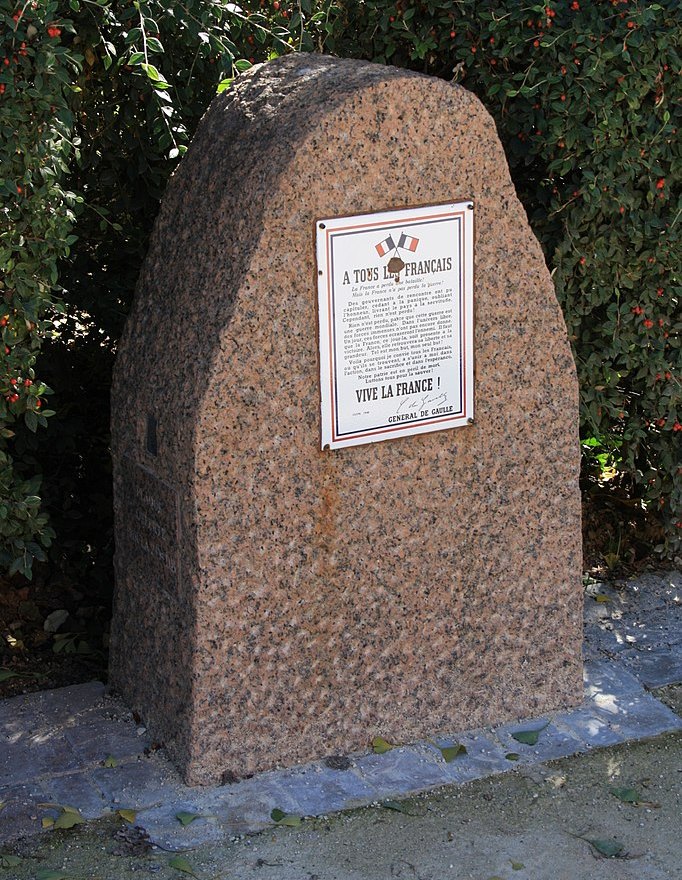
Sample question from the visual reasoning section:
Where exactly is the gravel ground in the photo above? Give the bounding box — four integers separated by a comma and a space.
4, 713, 681, 880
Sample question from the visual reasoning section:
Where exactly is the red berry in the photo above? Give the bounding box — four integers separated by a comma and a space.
273, 0, 279, 7
560, 94, 566, 101
643, 319, 654, 329
579, 256, 586, 265
533, 39, 540, 48
9, 378, 16, 385
23, 378, 32, 387
35, 399, 42, 408
656, 178, 665, 189
450, 30, 456, 38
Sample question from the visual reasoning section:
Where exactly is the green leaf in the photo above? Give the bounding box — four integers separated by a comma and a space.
176, 811, 201, 826
103, 755, 118, 768
24, 410, 38, 433
379, 799, 413, 814
53, 808, 85, 829
372, 736, 394, 754
439, 744, 467, 762
0, 669, 19, 682
140, 63, 162, 82
609, 786, 640, 804
168, 855, 199, 877
510, 722, 550, 746
585, 837, 625, 858
270, 808, 302, 827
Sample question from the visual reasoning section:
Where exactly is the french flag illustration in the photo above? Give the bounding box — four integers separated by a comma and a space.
398, 232, 419, 252
375, 235, 396, 257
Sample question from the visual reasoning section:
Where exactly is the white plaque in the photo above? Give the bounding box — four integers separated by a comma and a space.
316, 202, 474, 449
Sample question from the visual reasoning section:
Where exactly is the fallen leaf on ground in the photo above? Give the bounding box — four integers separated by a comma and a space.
118, 808, 137, 824
169, 854, 200, 877
505, 753, 520, 761
609, 786, 639, 804
271, 808, 302, 827
510, 722, 550, 746
585, 837, 625, 858
112, 823, 153, 856
38, 804, 85, 830
379, 800, 413, 814
54, 809, 85, 830
372, 736, 394, 754
439, 744, 467, 762
510, 860, 525, 870
43, 609, 69, 633
176, 811, 202, 826
0, 854, 22, 867
594, 594, 611, 603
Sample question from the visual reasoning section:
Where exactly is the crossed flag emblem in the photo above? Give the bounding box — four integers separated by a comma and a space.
374, 232, 419, 280
375, 232, 419, 258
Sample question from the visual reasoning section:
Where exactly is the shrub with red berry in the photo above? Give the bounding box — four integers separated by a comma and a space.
330, 0, 680, 555
1, 0, 333, 580
0, 0, 82, 576
2, 0, 679, 583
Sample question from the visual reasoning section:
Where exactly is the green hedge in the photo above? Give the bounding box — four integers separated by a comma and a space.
1, 0, 679, 580
327, 0, 680, 554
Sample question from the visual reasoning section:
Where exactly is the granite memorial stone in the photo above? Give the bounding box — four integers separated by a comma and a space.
109, 54, 582, 785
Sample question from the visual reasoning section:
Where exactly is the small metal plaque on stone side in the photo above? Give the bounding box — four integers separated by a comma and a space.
316, 202, 474, 450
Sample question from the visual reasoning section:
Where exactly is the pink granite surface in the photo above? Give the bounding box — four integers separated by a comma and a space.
109, 54, 582, 785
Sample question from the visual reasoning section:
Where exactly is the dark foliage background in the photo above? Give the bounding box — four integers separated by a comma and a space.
1, 0, 679, 623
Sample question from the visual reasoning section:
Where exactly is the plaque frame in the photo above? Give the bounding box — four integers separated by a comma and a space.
316, 201, 474, 450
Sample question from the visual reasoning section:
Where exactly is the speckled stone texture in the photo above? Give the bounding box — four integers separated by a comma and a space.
110, 54, 582, 785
